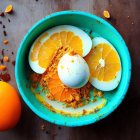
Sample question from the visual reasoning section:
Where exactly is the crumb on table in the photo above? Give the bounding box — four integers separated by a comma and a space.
41, 124, 45, 131
98, 91, 103, 98
103, 10, 110, 18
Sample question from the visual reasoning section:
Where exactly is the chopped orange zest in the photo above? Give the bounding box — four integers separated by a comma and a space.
71, 59, 74, 63
90, 36, 93, 40
98, 91, 103, 98
93, 88, 98, 97
3, 40, 8, 44
0, 65, 6, 70
92, 99, 97, 102
103, 10, 110, 18
5, 5, 13, 13
4, 56, 9, 62
41, 124, 45, 131
68, 50, 77, 56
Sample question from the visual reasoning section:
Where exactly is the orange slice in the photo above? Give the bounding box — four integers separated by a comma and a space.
47, 72, 77, 102
30, 31, 83, 69
85, 38, 121, 82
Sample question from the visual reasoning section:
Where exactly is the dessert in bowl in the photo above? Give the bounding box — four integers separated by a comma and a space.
15, 11, 131, 126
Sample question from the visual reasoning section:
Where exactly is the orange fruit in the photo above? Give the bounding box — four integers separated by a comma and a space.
0, 81, 21, 131
5, 5, 13, 13
85, 41, 121, 82
47, 72, 77, 102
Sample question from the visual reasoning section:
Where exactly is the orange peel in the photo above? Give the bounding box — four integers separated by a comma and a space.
5, 5, 13, 13
103, 10, 110, 19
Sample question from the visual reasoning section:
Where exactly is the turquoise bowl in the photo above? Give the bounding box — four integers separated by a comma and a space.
15, 11, 131, 127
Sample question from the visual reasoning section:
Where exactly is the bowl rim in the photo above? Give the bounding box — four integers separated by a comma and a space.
15, 10, 131, 127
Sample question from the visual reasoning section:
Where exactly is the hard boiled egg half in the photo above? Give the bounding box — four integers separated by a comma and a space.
29, 25, 92, 74
58, 52, 90, 88
85, 37, 122, 91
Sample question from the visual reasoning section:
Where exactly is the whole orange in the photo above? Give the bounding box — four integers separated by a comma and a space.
0, 81, 21, 131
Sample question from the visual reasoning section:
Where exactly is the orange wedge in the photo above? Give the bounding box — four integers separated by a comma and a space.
5, 5, 13, 13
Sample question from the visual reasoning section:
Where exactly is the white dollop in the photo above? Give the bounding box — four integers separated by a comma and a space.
58, 53, 90, 88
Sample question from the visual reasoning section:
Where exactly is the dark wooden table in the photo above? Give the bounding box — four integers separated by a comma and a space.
0, 0, 139, 140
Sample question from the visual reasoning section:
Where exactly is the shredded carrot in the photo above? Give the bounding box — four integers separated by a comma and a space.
98, 91, 103, 98
68, 50, 76, 56
3, 40, 8, 44
5, 5, 13, 13
4, 56, 9, 62
0, 65, 6, 70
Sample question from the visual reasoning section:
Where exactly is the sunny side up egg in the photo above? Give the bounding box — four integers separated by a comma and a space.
29, 25, 92, 74
85, 37, 122, 91
58, 52, 90, 88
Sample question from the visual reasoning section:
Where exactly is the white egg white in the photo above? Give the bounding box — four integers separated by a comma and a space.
58, 53, 90, 88
29, 25, 92, 74
89, 37, 122, 91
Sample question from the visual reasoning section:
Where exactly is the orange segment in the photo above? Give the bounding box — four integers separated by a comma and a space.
98, 67, 104, 81
50, 32, 62, 47
60, 31, 67, 46
30, 32, 48, 61
50, 87, 64, 101
85, 43, 121, 82
66, 31, 74, 44
92, 65, 100, 79
105, 49, 120, 64
38, 39, 58, 68
102, 43, 112, 59
47, 72, 74, 102
69, 36, 83, 56
85, 46, 102, 63
104, 63, 120, 81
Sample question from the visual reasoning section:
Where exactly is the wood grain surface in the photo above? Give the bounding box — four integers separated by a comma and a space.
0, 0, 139, 140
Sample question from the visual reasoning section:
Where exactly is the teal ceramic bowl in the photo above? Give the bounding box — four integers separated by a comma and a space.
15, 11, 131, 127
